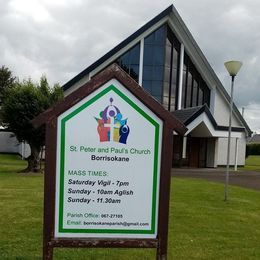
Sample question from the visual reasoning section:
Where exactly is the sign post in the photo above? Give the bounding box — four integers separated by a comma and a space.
33, 64, 186, 260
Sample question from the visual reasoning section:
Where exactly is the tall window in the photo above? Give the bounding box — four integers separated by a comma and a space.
116, 23, 210, 111
142, 25, 166, 103
163, 26, 180, 111
181, 54, 210, 108
116, 43, 140, 82
143, 25, 180, 110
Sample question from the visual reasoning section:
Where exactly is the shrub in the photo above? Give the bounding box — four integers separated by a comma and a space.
246, 144, 260, 157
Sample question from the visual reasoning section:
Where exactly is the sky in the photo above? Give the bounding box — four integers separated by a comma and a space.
1, 0, 260, 133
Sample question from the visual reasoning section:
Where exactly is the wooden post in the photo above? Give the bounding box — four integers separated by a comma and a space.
156, 123, 173, 260
43, 119, 57, 260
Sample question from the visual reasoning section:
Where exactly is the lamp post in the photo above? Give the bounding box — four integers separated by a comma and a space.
224, 60, 242, 201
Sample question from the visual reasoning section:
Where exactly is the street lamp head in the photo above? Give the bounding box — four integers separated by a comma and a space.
224, 60, 243, 77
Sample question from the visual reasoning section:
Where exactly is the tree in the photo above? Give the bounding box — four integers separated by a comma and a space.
0, 65, 16, 104
1, 76, 63, 172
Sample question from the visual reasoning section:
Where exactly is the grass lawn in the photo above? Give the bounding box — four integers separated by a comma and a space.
0, 154, 260, 259
244, 155, 260, 171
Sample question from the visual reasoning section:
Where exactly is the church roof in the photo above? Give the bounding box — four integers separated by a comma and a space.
172, 105, 245, 133
247, 134, 260, 143
61, 4, 252, 136
172, 106, 203, 125
62, 5, 173, 92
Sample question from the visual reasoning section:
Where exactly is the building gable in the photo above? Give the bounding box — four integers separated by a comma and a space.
62, 4, 251, 136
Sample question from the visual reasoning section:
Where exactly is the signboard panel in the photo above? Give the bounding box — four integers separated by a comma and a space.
55, 79, 163, 238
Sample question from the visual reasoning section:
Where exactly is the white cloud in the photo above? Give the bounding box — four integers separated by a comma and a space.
9, 0, 52, 23
241, 103, 260, 133
1, 0, 260, 132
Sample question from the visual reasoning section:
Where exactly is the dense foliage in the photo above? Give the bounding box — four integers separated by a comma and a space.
0, 65, 16, 94
1, 76, 63, 172
246, 144, 260, 156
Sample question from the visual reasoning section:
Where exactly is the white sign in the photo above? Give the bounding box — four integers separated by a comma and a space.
55, 79, 163, 238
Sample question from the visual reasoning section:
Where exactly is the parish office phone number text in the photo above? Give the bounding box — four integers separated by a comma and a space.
101, 214, 123, 219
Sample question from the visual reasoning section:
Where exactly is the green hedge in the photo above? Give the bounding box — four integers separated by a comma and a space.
246, 144, 260, 156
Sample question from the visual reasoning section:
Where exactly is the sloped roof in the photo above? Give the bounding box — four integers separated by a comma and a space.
248, 134, 260, 143
172, 106, 203, 125
61, 4, 251, 136
62, 5, 173, 91
172, 105, 245, 132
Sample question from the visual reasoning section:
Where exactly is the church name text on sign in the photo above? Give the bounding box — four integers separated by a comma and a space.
55, 80, 163, 239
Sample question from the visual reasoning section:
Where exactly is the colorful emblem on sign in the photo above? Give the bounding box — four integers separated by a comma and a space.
95, 98, 130, 144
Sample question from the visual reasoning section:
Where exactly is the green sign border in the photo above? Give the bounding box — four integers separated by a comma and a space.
58, 84, 161, 235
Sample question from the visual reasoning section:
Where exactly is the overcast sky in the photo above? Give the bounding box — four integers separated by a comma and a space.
1, 0, 260, 133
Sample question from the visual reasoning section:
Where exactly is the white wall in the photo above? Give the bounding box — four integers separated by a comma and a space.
0, 131, 19, 153
18, 142, 31, 158
206, 138, 216, 167
214, 87, 247, 166
0, 131, 31, 157
217, 133, 246, 166
213, 88, 241, 127
238, 135, 246, 165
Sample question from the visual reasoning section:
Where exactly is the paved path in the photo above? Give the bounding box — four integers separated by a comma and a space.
171, 168, 260, 191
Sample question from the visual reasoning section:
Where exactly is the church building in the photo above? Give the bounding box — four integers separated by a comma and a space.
62, 5, 251, 168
